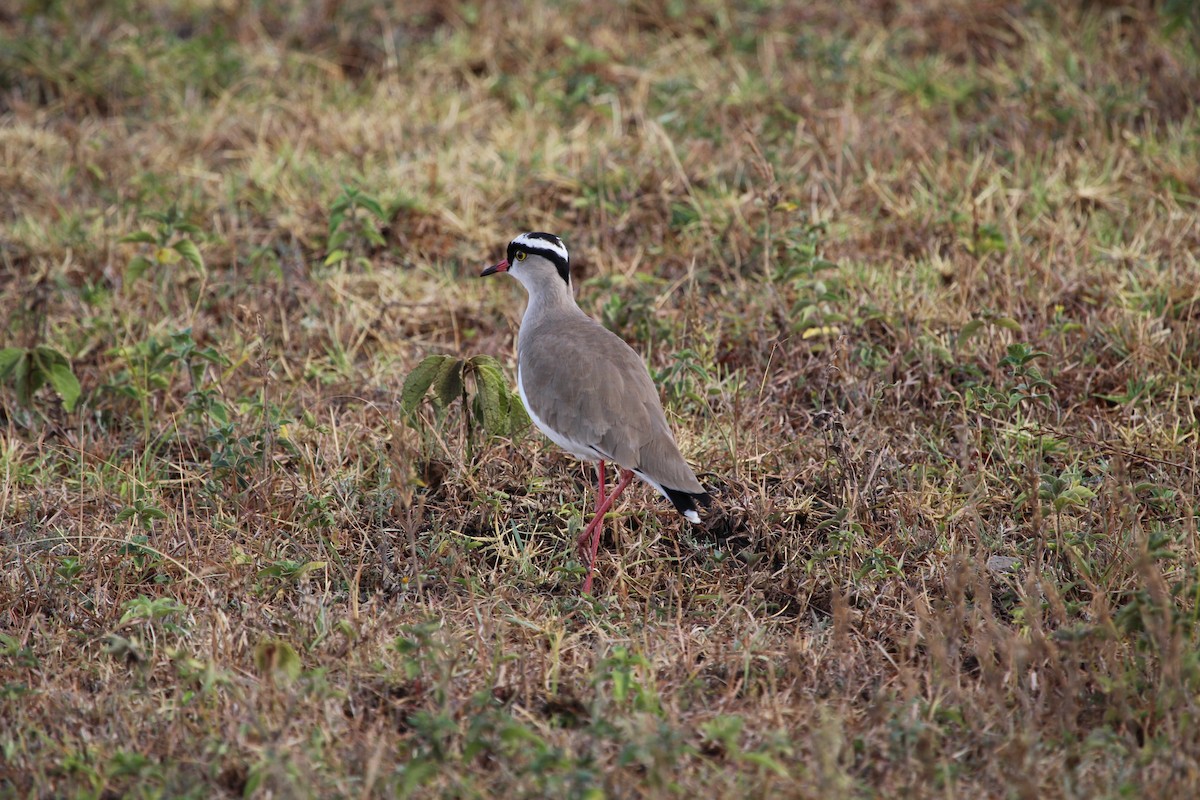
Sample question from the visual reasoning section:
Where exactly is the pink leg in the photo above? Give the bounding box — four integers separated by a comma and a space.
580, 468, 634, 595
578, 461, 607, 553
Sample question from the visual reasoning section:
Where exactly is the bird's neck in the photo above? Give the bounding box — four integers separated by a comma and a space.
520, 281, 584, 327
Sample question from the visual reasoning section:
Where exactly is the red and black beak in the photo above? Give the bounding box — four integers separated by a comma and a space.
480, 259, 509, 277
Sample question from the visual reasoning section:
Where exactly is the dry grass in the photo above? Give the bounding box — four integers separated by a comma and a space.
2, 1, 1200, 797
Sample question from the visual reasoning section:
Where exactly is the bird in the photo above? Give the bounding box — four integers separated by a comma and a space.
481, 231, 710, 594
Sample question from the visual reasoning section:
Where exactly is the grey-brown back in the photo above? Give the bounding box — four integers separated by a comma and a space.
518, 313, 704, 496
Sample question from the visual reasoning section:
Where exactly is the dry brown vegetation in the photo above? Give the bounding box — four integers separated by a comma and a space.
2, 1, 1200, 797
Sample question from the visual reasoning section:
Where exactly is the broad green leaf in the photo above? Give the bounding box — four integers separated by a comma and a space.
33, 345, 68, 367
364, 226, 386, 247
956, 318, 986, 348
173, 239, 204, 271
1056, 485, 1096, 510
495, 386, 512, 433
209, 401, 229, 425
740, 751, 790, 777
118, 231, 157, 244
328, 210, 346, 236
46, 361, 82, 411
12, 350, 40, 404
401, 355, 451, 415
358, 194, 386, 220
432, 357, 464, 408
508, 391, 531, 433
0, 347, 25, 378
125, 255, 153, 285
996, 316, 1023, 332
323, 248, 348, 266
469, 354, 505, 373
473, 362, 507, 435
253, 639, 302, 683
471, 358, 505, 390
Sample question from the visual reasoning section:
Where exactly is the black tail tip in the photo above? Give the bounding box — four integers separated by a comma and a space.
663, 487, 712, 522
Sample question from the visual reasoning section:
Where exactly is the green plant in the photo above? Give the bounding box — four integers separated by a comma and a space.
256, 559, 326, 595
595, 646, 659, 714
104, 328, 230, 455
120, 205, 205, 286
401, 354, 529, 460
119, 595, 190, 638
0, 633, 39, 669
324, 185, 389, 270
0, 345, 82, 412
996, 342, 1054, 409
115, 495, 168, 532
960, 340, 1054, 415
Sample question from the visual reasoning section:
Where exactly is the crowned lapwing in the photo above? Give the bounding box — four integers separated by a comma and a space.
481, 232, 710, 594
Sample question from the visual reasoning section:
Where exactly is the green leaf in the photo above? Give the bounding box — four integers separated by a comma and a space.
363, 226, 387, 247
469, 354, 505, 373
401, 355, 451, 415
119, 231, 157, 244
253, 639, 302, 683
357, 194, 386, 220
13, 351, 38, 404
243, 764, 266, 798
33, 345, 68, 368
508, 391, 531, 433
1056, 485, 1096, 510
209, 401, 229, 425
956, 319, 985, 348
46, 361, 82, 412
432, 358, 464, 409
323, 248, 348, 267
173, 239, 204, 272
611, 668, 630, 703
996, 316, 1023, 332
0, 347, 25, 378
495, 381, 512, 431
139, 506, 168, 522
328, 210, 346, 236
740, 750, 791, 777
473, 361, 507, 435
125, 255, 153, 285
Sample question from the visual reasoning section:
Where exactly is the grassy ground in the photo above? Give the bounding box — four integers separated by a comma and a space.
2, 1, 1199, 797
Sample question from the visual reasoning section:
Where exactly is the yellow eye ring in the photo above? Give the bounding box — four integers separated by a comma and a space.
515, 251, 527, 261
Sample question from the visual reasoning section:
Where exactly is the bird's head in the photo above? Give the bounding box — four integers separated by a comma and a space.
480, 232, 570, 289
